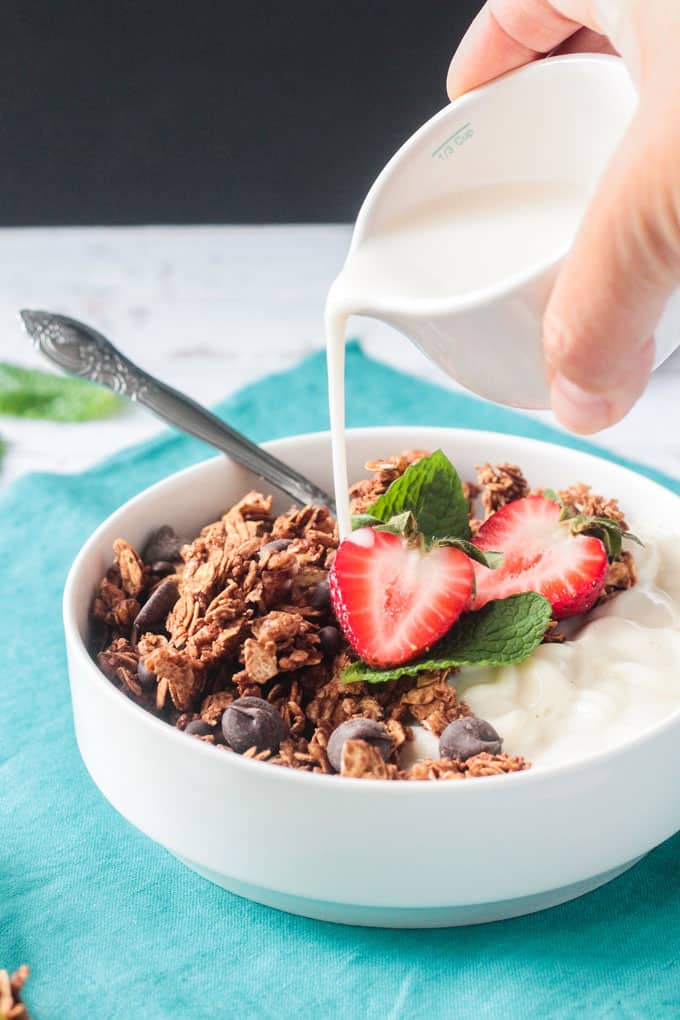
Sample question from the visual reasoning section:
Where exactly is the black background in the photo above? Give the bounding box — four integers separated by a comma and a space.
1, 0, 482, 224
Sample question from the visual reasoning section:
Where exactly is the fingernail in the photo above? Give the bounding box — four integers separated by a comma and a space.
549, 374, 611, 434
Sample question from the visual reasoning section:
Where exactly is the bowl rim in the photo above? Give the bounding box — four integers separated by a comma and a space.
64, 425, 680, 795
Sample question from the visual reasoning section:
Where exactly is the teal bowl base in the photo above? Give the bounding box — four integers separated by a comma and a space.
174, 855, 643, 928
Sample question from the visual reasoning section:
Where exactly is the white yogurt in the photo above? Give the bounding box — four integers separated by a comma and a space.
326, 180, 587, 535
404, 537, 680, 768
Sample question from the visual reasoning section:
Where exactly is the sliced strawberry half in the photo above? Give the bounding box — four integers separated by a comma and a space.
329, 528, 474, 667
472, 495, 608, 618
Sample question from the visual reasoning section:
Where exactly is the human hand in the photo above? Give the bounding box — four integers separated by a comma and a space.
448, 1, 680, 433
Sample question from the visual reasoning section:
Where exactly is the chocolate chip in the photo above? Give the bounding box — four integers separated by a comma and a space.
149, 560, 176, 577
133, 579, 179, 632
309, 579, 330, 609
439, 717, 502, 762
143, 525, 184, 564
137, 660, 156, 689
327, 718, 391, 773
258, 538, 293, 559
184, 719, 214, 737
212, 725, 228, 745
222, 696, 289, 754
318, 625, 341, 658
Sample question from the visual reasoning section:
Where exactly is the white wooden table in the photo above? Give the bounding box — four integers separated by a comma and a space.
1, 225, 678, 490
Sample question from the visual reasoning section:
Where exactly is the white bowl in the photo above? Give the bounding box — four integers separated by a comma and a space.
64, 427, 680, 927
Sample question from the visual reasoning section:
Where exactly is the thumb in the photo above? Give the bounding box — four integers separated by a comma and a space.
544, 94, 680, 434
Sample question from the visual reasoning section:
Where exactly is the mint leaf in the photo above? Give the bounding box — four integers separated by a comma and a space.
342, 592, 552, 684
542, 488, 562, 505
361, 450, 470, 542
563, 511, 642, 562
0, 362, 123, 421
351, 513, 382, 530
374, 511, 415, 535
351, 511, 499, 567
352, 511, 420, 539
435, 537, 502, 570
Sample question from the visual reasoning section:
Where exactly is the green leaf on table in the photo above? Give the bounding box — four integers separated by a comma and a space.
0, 362, 123, 421
342, 592, 552, 684
356, 449, 471, 543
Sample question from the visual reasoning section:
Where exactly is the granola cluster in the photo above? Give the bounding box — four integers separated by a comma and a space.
338, 740, 529, 781
475, 462, 529, 520
0, 966, 31, 1020
91, 451, 635, 781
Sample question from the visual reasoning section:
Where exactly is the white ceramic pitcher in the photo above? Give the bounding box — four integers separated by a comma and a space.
344, 54, 680, 409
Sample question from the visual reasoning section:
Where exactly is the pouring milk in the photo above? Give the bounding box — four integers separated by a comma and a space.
324, 55, 680, 535
325, 179, 586, 536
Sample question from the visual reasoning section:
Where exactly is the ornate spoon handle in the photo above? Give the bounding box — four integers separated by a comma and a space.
20, 310, 335, 513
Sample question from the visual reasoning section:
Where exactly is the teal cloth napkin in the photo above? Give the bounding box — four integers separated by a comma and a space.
3, 341, 680, 1020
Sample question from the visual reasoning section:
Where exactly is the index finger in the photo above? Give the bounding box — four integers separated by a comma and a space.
447, 0, 582, 99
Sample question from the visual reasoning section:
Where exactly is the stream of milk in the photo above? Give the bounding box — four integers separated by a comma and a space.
325, 180, 586, 534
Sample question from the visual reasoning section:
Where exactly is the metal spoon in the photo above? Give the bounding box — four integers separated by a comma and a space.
19, 310, 335, 513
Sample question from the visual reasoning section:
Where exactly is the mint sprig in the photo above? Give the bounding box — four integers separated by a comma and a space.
565, 514, 641, 561
352, 509, 500, 569
0, 362, 123, 422
435, 538, 503, 569
541, 489, 641, 561
342, 592, 552, 684
352, 450, 502, 570
356, 449, 471, 543
352, 510, 420, 539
